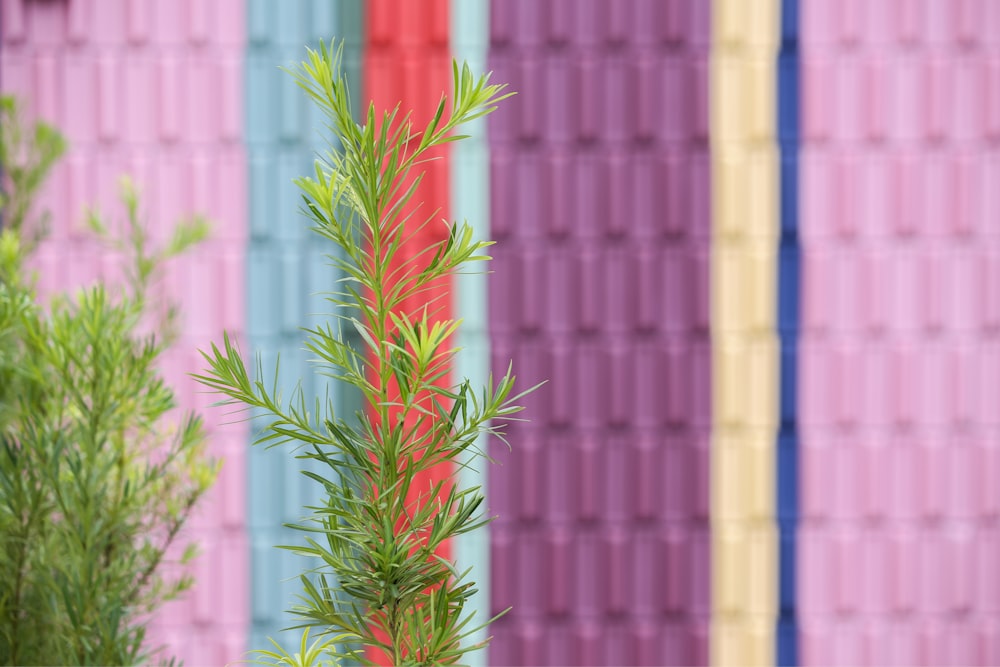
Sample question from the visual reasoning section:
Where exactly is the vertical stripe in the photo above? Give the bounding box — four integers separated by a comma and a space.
776, 0, 800, 664
487, 1, 711, 664
362, 0, 454, 663
710, 0, 780, 664
244, 0, 363, 655
450, 1, 492, 665
798, 2, 1000, 664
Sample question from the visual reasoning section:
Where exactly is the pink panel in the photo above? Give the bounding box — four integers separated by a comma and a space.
0, 1, 248, 664
800, 1, 1000, 664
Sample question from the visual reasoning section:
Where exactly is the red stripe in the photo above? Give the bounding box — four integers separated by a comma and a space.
363, 0, 453, 662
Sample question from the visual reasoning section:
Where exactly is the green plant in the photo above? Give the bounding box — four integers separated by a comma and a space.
0, 97, 218, 666
0, 96, 66, 251
240, 628, 354, 667
196, 42, 534, 665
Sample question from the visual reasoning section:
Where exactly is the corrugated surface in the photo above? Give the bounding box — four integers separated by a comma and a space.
487, 2, 712, 664
710, 0, 780, 664
244, 0, 363, 654
798, 2, 1000, 665
0, 0, 248, 663
450, 1, 492, 665
777, 0, 800, 664
363, 0, 454, 663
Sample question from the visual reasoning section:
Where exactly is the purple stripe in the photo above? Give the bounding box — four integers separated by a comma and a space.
487, 1, 711, 664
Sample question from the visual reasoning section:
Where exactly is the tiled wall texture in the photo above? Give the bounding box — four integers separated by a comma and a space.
0, 0, 248, 664
776, 0, 801, 664
243, 0, 363, 653
487, 1, 712, 664
11, 2, 1000, 666
450, 0, 494, 664
711, 0, 780, 664
364, 0, 455, 662
798, 2, 1000, 665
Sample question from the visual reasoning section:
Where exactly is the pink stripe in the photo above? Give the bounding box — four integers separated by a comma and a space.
0, 1, 248, 664
800, 1, 1000, 664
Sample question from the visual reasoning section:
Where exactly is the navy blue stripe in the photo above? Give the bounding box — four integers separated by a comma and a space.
777, 0, 800, 664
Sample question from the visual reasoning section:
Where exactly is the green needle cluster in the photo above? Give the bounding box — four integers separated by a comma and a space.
0, 97, 217, 667
196, 42, 536, 666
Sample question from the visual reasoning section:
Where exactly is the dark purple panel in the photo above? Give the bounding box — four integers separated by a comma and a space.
488, 0, 711, 664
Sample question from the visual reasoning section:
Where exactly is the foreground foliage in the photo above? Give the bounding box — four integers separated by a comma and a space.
0, 96, 217, 666
197, 42, 532, 665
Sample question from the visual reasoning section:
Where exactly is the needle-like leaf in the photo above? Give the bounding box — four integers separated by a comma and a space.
197, 39, 535, 664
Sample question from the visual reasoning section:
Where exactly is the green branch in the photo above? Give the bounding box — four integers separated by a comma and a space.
198, 40, 536, 666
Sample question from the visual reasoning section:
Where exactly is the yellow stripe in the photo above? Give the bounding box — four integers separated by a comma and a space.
710, 0, 780, 664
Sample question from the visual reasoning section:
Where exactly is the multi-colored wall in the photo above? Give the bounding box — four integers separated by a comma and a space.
2, 1, 999, 665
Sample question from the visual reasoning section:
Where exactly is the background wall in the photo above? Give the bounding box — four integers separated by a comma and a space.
486, 1, 711, 664
798, 2, 1000, 664
243, 0, 363, 652
3, 1, 1000, 666
711, 0, 780, 663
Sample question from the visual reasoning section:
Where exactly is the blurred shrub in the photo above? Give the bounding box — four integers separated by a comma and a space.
0, 95, 217, 666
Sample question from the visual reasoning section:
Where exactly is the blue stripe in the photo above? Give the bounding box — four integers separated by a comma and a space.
244, 1, 364, 655
450, 1, 493, 665
777, 0, 800, 664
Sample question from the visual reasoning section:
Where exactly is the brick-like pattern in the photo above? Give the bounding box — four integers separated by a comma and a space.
487, 2, 712, 664
0, 0, 248, 663
799, 2, 1000, 664
777, 0, 801, 663
710, 0, 780, 664
244, 0, 363, 654
364, 0, 455, 663
450, 1, 494, 665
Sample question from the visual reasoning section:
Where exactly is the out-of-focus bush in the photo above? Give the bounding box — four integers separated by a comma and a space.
0, 96, 217, 666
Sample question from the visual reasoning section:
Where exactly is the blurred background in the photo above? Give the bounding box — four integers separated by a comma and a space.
2, 0, 999, 665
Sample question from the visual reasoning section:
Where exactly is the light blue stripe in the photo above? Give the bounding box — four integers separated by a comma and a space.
451, 2, 492, 665
244, 0, 364, 656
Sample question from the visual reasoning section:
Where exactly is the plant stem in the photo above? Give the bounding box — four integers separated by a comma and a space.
388, 600, 404, 665
9, 518, 31, 666
127, 497, 194, 607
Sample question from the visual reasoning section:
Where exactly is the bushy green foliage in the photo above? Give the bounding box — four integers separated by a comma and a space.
240, 628, 355, 667
0, 97, 65, 252
196, 43, 534, 665
0, 96, 217, 666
